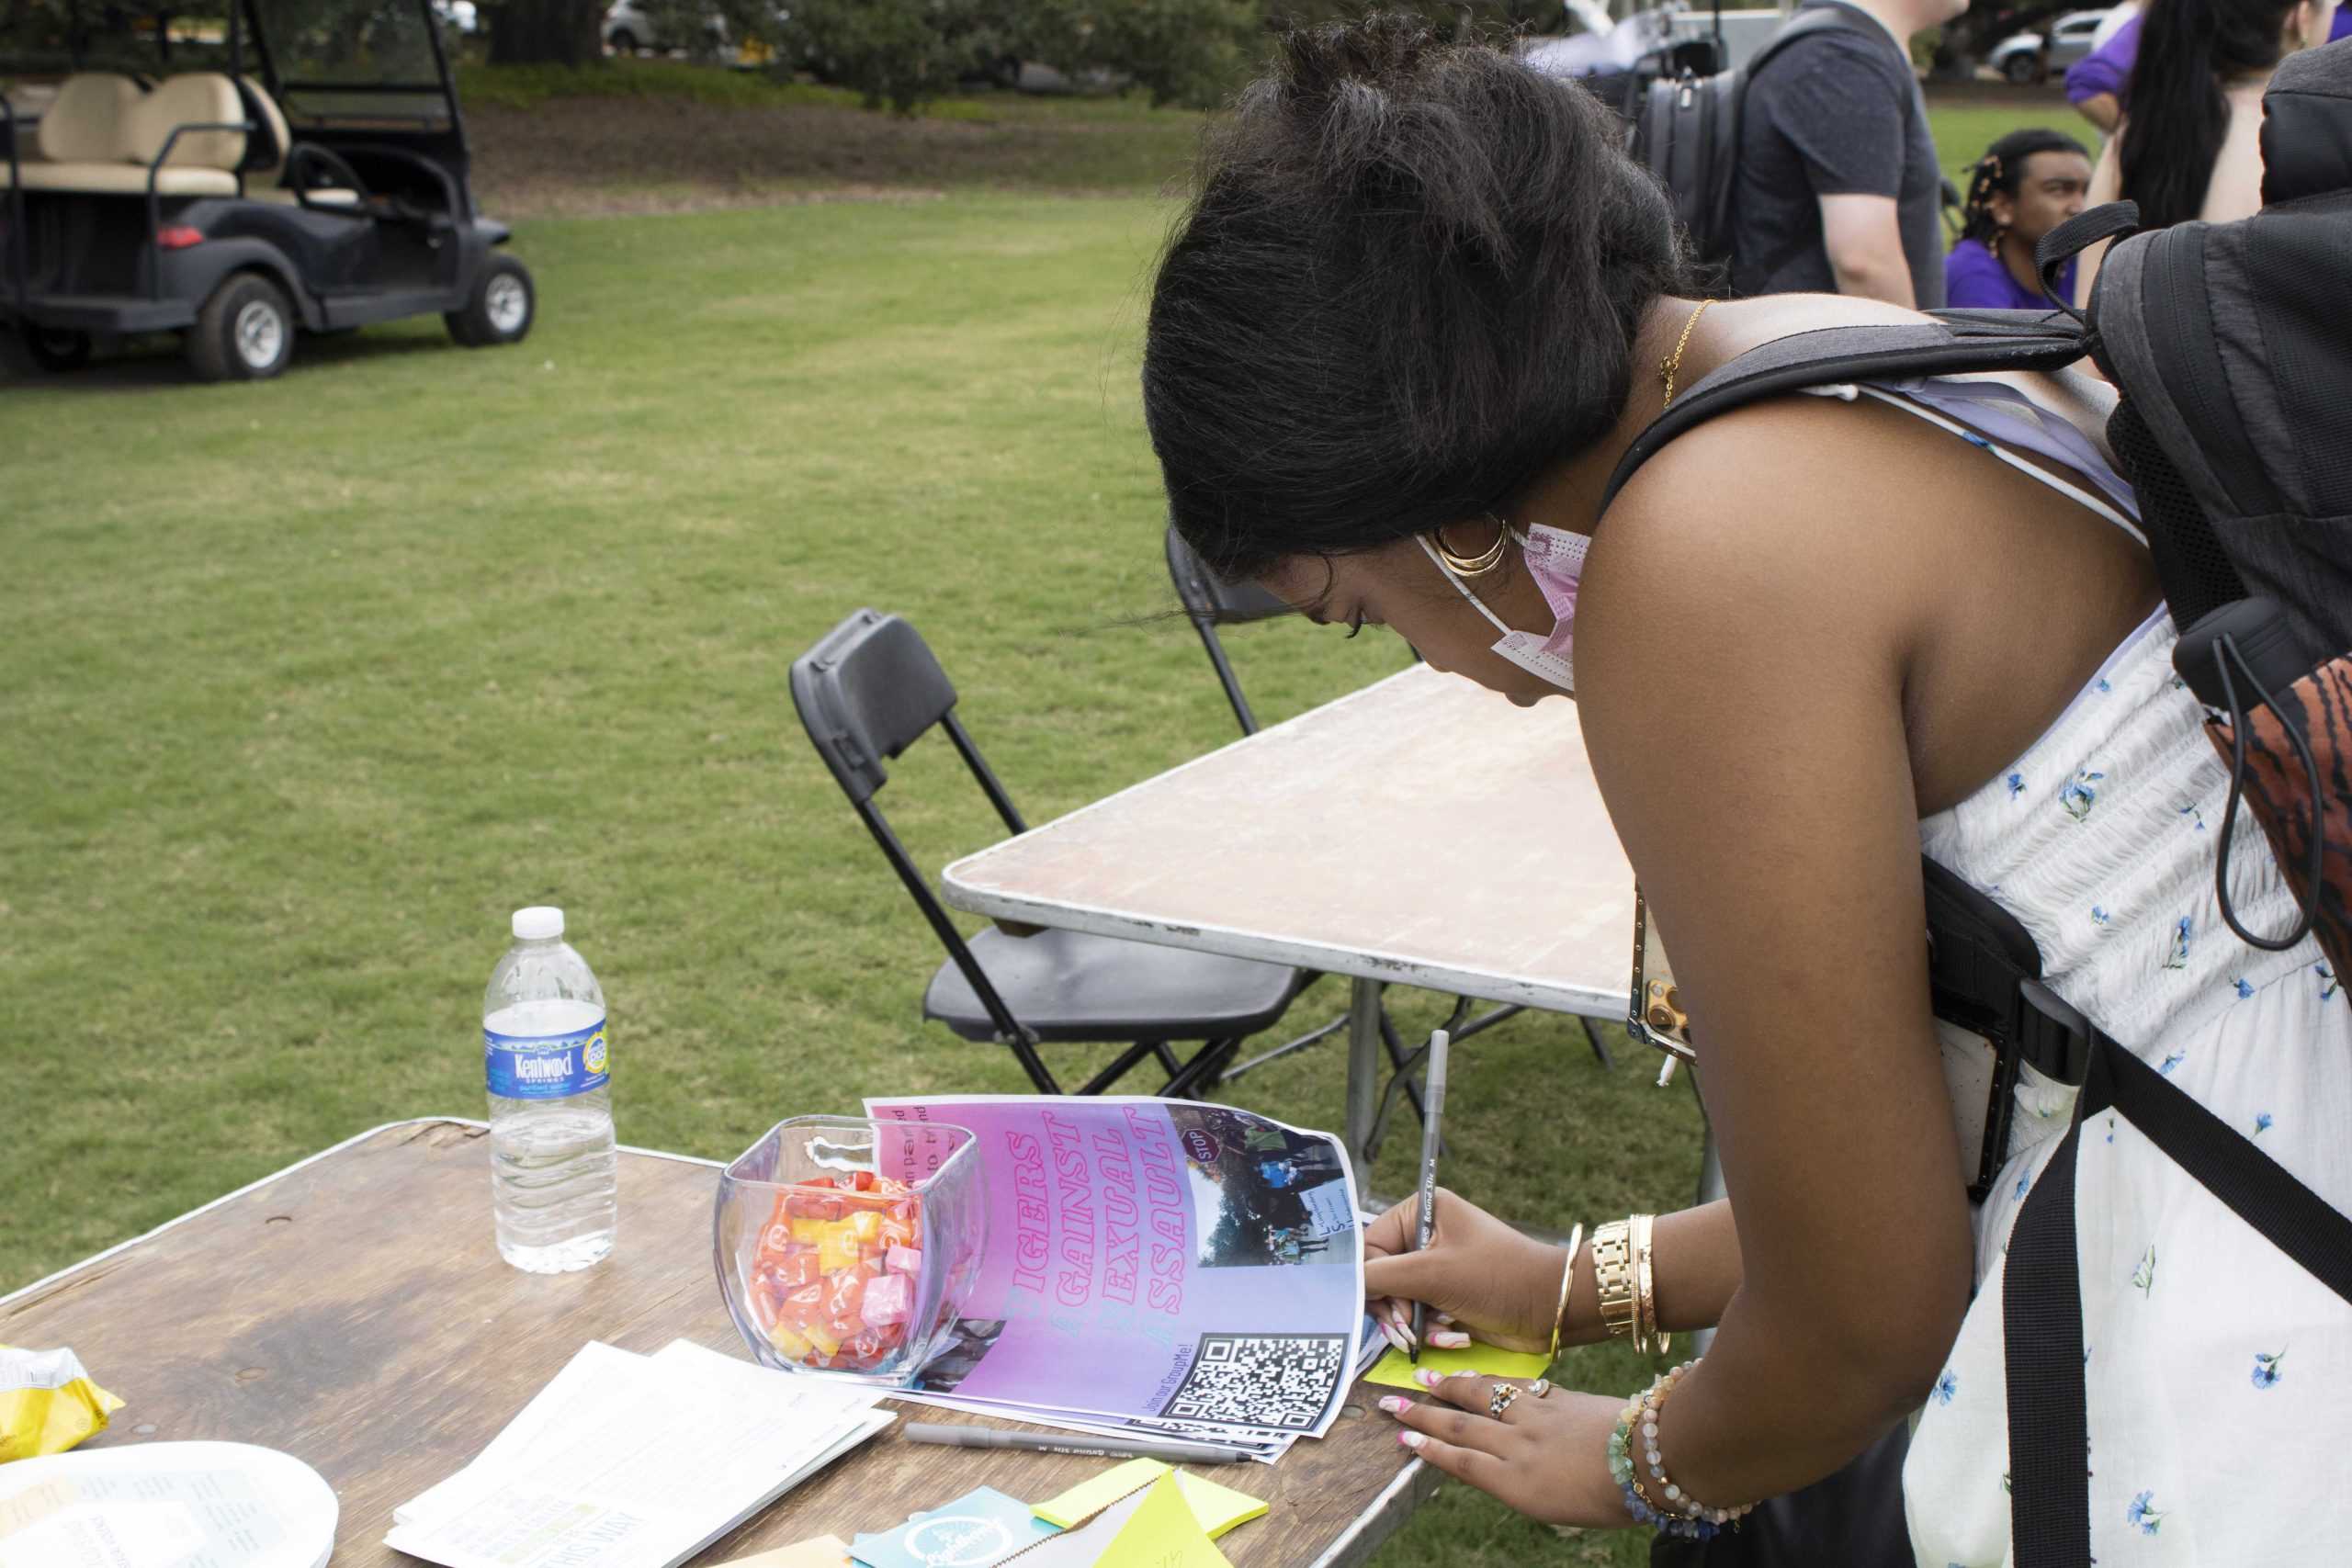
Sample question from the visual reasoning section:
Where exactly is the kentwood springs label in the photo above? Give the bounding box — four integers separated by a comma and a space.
484, 1017, 609, 1099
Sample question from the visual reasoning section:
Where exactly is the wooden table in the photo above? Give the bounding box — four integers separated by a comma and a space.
942, 663, 1645, 1167
0, 1122, 1431, 1567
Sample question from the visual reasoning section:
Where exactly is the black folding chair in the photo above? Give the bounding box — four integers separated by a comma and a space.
1164, 529, 1613, 1139
792, 607, 1306, 1098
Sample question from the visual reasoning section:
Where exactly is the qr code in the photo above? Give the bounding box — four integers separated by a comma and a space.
1159, 1333, 1348, 1431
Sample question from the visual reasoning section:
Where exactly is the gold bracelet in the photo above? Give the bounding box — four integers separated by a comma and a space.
1591, 1219, 1637, 1342
1632, 1213, 1668, 1357
1547, 1222, 1584, 1360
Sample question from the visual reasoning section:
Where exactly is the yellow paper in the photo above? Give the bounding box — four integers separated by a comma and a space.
1170, 1471, 1267, 1541
1033, 1459, 1266, 1542
0, 1348, 122, 1466
1035, 1458, 1170, 1528
1363, 1341, 1551, 1391
1093, 1473, 1231, 1568
713, 1534, 852, 1568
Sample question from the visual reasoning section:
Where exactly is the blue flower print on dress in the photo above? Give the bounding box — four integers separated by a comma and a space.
2106, 1115, 2116, 1144
2160, 1050, 2186, 1076
2255, 1111, 2274, 1135
2097, 677, 2113, 694
2178, 799, 2208, 832
2060, 770, 2105, 821
2007, 772, 2027, 801
2014, 1172, 2031, 1203
2234, 976, 2256, 999
1933, 1369, 1958, 1405
2128, 1490, 2166, 1535
2132, 1244, 2157, 1297
2252, 1349, 2285, 1388
2322, 963, 2340, 1001
2164, 917, 2192, 970
2091, 905, 2110, 926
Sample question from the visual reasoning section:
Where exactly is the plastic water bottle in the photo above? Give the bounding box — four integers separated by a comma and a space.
484, 906, 616, 1272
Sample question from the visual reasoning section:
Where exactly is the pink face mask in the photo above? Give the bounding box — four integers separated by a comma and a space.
1416, 525, 1589, 694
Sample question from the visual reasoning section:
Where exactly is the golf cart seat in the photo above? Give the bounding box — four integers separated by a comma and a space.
232, 77, 360, 209
0, 73, 243, 196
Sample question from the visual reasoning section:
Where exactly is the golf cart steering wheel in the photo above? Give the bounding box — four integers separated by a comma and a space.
283, 144, 374, 215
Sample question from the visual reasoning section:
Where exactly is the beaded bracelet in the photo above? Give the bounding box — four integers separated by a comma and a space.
1605, 1359, 1759, 1540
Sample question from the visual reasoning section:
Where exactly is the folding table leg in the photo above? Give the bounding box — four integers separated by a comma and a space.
1343, 979, 1383, 1172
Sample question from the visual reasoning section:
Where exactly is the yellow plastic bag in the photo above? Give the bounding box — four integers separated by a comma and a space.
0, 1347, 122, 1464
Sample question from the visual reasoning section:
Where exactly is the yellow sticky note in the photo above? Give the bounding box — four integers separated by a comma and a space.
1363, 1341, 1551, 1391
1095, 1473, 1231, 1568
713, 1534, 852, 1568
1034, 1458, 1170, 1528
1170, 1471, 1266, 1541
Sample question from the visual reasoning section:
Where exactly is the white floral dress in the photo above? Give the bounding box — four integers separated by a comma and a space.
1870, 383, 2352, 1566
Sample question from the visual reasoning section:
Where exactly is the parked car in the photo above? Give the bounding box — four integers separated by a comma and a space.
1989, 7, 2115, 84
602, 0, 728, 56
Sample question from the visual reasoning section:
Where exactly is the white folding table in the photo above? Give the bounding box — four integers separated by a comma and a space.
941, 663, 1654, 1168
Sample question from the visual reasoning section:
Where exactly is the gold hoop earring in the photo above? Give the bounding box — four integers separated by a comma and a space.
1431, 520, 1507, 577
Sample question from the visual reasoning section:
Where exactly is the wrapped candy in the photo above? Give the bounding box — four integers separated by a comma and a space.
0, 1347, 122, 1463
752, 1175, 923, 1371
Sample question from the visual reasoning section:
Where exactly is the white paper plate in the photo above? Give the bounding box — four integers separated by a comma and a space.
0, 1440, 337, 1568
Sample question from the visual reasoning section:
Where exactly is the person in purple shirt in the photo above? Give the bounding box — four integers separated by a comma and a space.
2070, 0, 2352, 129
1945, 128, 2092, 308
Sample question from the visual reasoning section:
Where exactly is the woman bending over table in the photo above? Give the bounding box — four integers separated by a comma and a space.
1140, 15, 2350, 1565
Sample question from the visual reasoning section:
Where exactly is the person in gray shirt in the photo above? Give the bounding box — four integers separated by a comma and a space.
1731, 0, 1960, 307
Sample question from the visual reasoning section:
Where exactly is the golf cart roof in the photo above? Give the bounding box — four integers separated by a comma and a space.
2, 0, 460, 130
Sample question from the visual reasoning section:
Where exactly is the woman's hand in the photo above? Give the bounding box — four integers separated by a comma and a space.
1379, 1371, 1633, 1529
1363, 1188, 1566, 1355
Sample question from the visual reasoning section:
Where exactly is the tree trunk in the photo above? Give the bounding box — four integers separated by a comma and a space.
489, 0, 603, 67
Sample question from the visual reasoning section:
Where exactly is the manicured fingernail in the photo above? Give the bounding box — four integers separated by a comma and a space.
1430, 1330, 1471, 1348
1398, 1430, 1426, 1450
1380, 1322, 1411, 1355
1377, 1395, 1408, 1415
1416, 1369, 1442, 1390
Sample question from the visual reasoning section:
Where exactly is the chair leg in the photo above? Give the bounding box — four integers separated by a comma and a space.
1579, 1015, 1615, 1069
1220, 1013, 1348, 1081
1151, 1043, 1182, 1077
1009, 1034, 1062, 1095
1449, 1002, 1524, 1043
1077, 1043, 1159, 1096
1159, 1038, 1237, 1100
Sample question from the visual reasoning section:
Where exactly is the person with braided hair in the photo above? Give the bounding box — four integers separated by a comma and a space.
1943, 129, 2092, 310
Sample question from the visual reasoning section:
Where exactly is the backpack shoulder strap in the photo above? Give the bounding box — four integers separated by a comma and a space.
1738, 3, 1874, 83
1598, 315, 2089, 513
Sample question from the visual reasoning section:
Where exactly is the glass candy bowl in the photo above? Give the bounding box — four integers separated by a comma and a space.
714, 1115, 985, 1386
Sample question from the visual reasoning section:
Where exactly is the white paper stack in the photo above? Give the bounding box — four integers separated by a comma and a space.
384, 1339, 892, 1568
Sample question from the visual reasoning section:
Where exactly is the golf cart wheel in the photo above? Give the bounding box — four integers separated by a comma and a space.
2004, 52, 2041, 84
187, 273, 296, 382
608, 28, 639, 51
447, 255, 535, 348
19, 325, 94, 372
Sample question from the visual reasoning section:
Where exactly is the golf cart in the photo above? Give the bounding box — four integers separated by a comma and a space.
1, 0, 533, 380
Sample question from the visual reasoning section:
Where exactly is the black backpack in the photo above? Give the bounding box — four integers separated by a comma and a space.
1603, 39, 2352, 1562
1624, 4, 1875, 276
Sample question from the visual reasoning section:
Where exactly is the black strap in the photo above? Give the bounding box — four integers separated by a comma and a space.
2005, 1034, 2352, 1565
1600, 317, 2088, 513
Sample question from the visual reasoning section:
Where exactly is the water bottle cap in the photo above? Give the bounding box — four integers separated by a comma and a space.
512, 906, 564, 941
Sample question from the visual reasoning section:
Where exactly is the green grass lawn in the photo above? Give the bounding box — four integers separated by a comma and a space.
0, 90, 2055, 1566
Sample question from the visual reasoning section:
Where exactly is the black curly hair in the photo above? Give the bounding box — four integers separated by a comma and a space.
1957, 127, 2092, 249
1141, 11, 1691, 585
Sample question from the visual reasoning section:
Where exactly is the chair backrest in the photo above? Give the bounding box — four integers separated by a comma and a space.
1165, 525, 1290, 736
790, 606, 963, 806
789, 607, 1030, 1042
